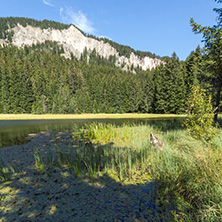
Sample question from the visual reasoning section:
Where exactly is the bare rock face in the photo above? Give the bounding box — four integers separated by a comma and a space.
5, 24, 163, 70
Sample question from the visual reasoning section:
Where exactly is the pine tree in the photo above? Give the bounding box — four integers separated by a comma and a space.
152, 53, 186, 114
190, 0, 222, 121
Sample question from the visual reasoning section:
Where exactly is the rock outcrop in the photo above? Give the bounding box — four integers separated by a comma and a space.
3, 24, 163, 70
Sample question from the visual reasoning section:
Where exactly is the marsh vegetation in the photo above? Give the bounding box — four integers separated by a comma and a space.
1, 119, 221, 221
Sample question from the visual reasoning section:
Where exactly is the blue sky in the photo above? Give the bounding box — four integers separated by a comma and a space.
0, 0, 219, 60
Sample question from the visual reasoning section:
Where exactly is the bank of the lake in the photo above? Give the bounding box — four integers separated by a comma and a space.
0, 119, 221, 221
0, 114, 186, 148
0, 129, 170, 221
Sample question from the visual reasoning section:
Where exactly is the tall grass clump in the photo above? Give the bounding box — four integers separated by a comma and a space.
0, 157, 15, 182
81, 121, 153, 147
33, 147, 46, 173
0, 158, 10, 182
70, 122, 159, 181
152, 129, 222, 221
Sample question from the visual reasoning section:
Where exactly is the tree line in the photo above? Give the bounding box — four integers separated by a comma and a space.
0, 44, 147, 114
0, 43, 209, 115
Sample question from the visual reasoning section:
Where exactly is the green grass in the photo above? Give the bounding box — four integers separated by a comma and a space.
156, 130, 222, 221
70, 121, 222, 221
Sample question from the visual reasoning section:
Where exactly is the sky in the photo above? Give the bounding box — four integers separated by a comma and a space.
0, 0, 220, 61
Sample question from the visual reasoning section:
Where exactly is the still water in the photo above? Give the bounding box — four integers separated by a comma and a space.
0, 118, 183, 148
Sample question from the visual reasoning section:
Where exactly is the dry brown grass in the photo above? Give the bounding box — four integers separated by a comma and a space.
0, 113, 186, 120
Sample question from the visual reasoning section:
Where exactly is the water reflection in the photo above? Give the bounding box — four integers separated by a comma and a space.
0, 118, 184, 148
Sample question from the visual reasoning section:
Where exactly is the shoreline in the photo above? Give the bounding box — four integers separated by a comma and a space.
0, 131, 162, 221
0, 113, 186, 120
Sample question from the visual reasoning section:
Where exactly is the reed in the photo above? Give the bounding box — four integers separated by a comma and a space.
32, 147, 46, 173
73, 148, 82, 178
46, 149, 54, 169
152, 129, 222, 221
69, 122, 159, 182
0, 157, 14, 182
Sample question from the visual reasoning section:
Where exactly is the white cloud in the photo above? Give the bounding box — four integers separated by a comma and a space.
60, 7, 64, 16
43, 0, 54, 7
60, 6, 95, 34
99, 36, 112, 41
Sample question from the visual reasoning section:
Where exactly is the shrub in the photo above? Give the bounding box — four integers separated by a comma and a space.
183, 85, 217, 142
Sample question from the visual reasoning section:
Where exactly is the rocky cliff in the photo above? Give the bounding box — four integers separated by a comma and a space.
1, 24, 163, 70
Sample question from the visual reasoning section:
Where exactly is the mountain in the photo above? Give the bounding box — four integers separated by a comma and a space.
0, 17, 163, 71
0, 17, 192, 115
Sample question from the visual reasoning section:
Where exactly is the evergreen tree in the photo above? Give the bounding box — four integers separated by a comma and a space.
190, 0, 222, 121
184, 46, 202, 92
152, 53, 186, 114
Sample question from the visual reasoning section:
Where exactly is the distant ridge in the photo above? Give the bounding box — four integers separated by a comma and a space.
0, 17, 164, 71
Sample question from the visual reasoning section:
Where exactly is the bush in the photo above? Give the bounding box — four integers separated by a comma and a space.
183, 85, 217, 142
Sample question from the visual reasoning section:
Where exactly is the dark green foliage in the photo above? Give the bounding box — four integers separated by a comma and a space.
214, 0, 222, 25
184, 46, 202, 91
190, 0, 222, 121
0, 45, 157, 114
0, 46, 80, 113
30, 41, 65, 55
151, 53, 186, 114
0, 42, 206, 115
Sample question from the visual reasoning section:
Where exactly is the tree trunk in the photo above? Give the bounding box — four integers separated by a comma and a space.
214, 80, 222, 122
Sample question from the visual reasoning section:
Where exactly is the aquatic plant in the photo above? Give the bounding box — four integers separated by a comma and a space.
46, 149, 54, 169
33, 147, 46, 173
0, 158, 10, 182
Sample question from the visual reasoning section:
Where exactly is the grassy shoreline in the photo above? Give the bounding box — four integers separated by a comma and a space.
0, 118, 221, 221
0, 113, 186, 120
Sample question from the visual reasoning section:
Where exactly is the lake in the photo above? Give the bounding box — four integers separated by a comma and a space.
0, 118, 184, 148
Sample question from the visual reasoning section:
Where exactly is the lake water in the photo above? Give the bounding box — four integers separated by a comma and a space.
0, 118, 184, 148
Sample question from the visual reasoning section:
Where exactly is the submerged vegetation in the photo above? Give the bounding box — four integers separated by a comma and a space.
11, 120, 218, 221
0, 157, 15, 182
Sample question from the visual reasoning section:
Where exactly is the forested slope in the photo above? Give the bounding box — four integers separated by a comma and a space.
0, 44, 204, 114
0, 45, 151, 114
